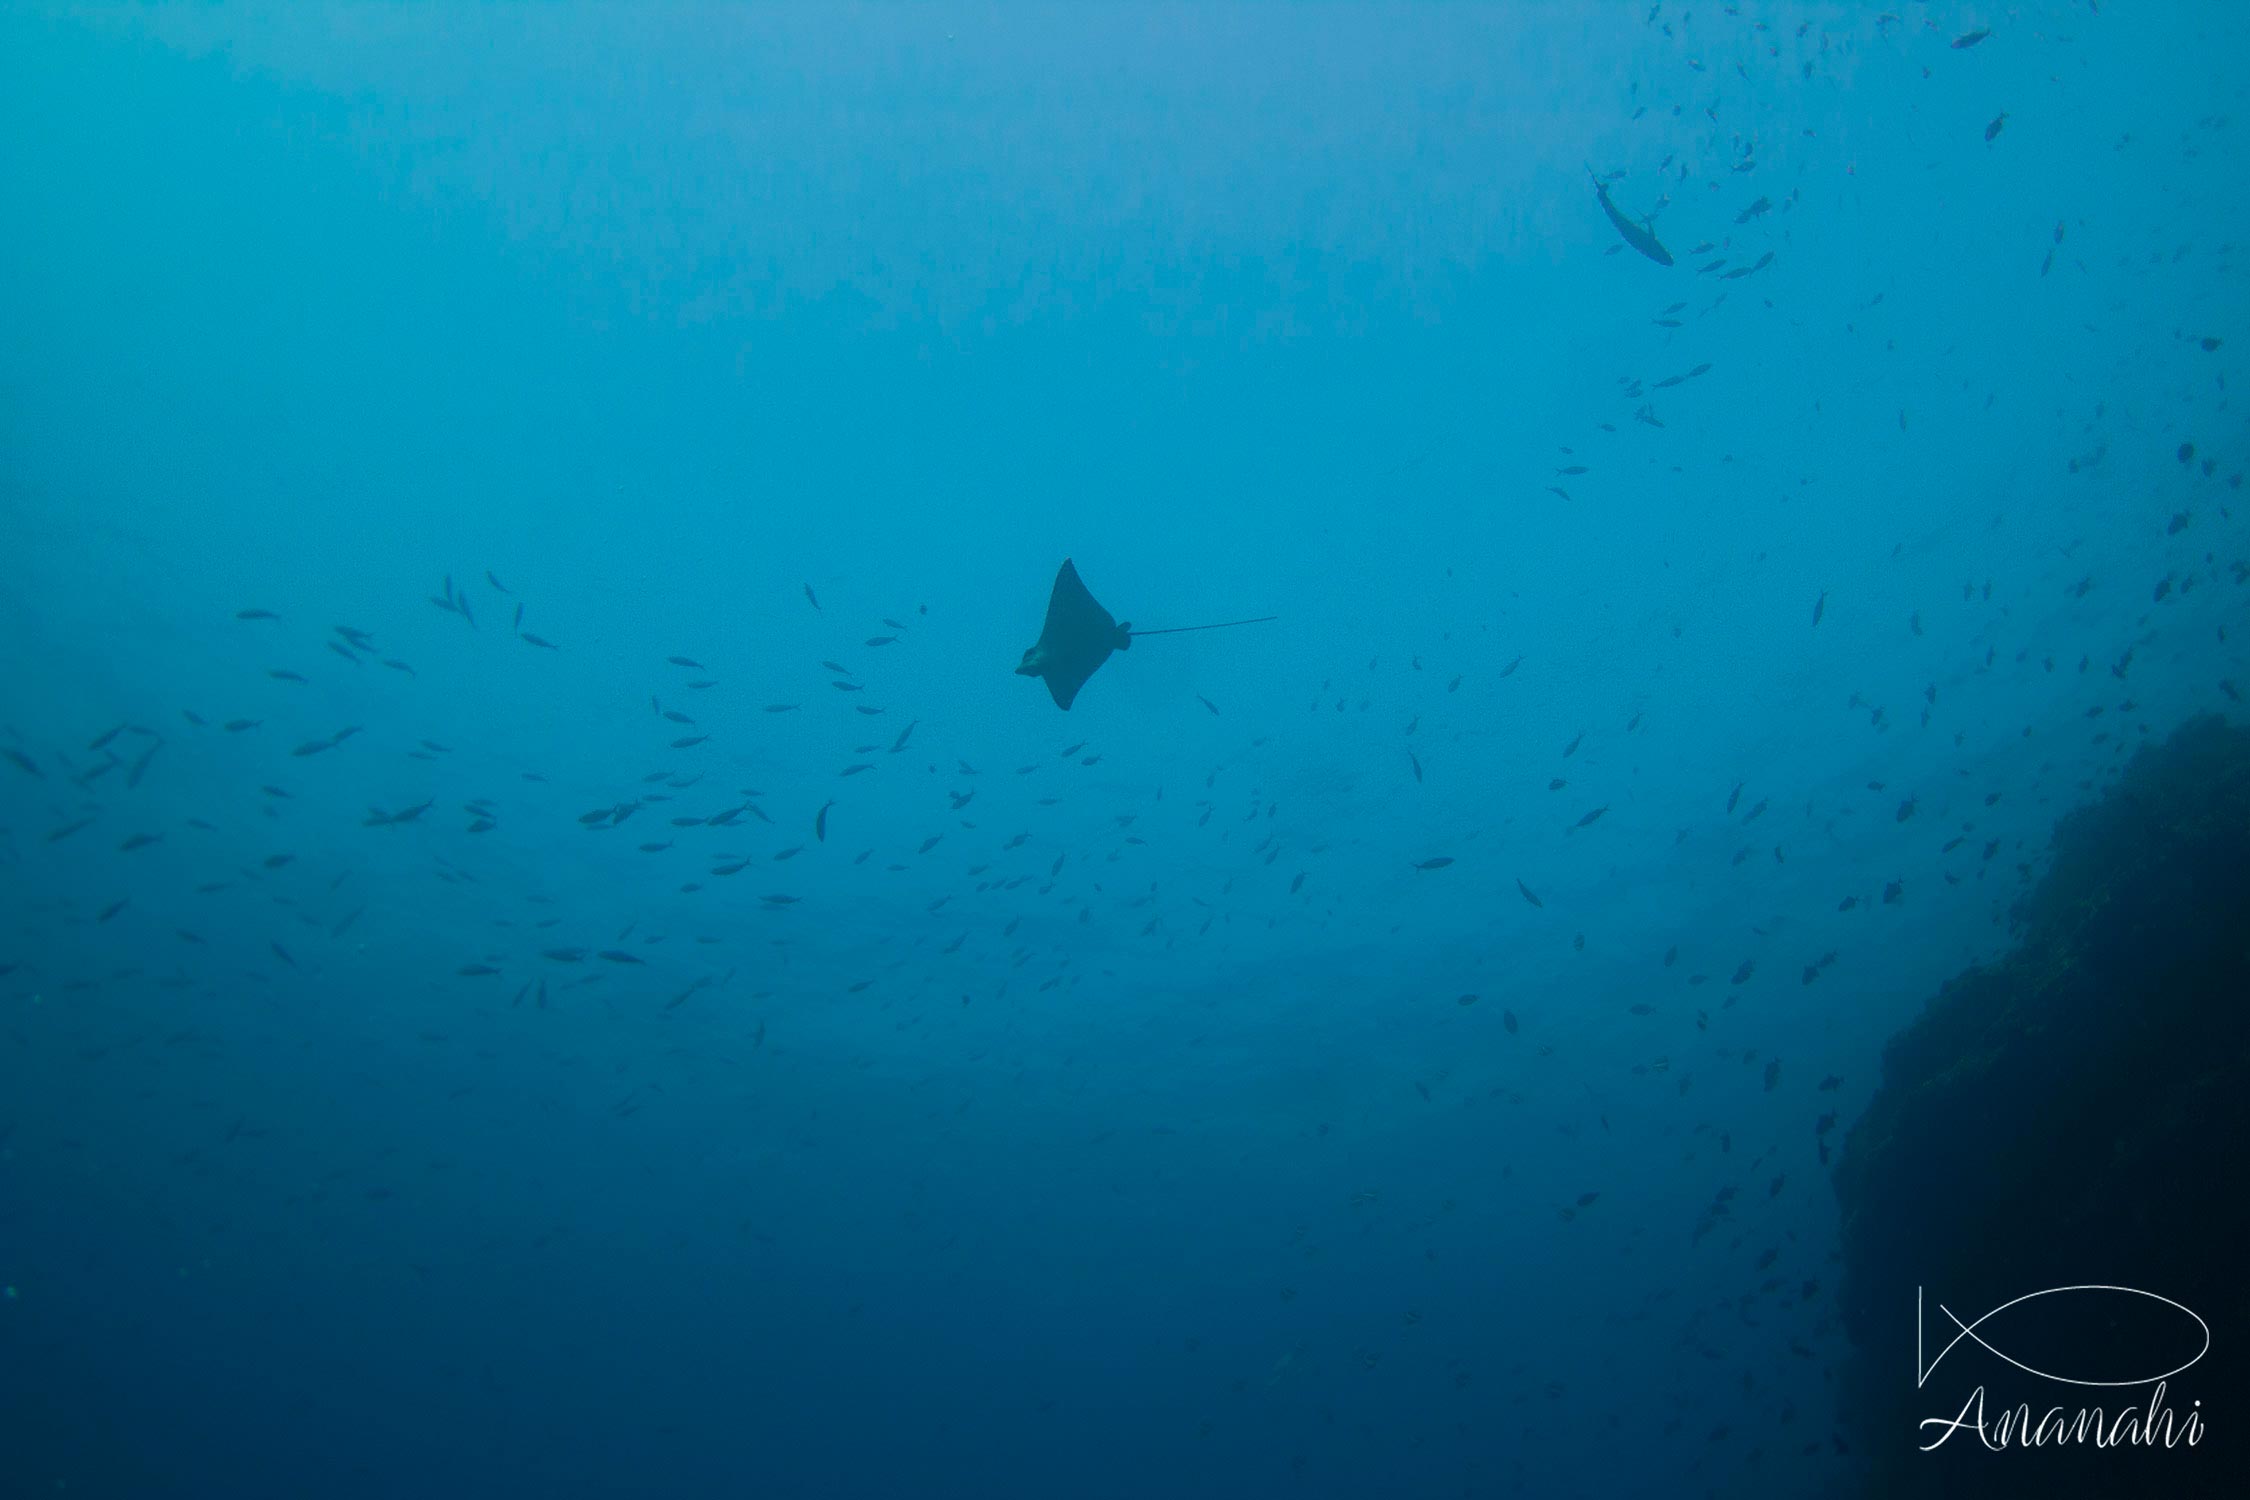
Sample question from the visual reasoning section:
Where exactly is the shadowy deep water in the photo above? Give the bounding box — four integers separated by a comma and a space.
3, 6, 2247, 1498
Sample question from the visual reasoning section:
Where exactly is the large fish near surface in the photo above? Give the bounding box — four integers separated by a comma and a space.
1587, 166, 1674, 267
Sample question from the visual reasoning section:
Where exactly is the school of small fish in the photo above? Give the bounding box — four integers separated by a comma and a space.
2, 4, 2245, 1491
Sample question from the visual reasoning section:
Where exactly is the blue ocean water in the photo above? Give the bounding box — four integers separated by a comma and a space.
3, 5, 2244, 1497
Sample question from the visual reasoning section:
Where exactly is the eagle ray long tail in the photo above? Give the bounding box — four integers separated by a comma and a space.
1128, 616, 1278, 637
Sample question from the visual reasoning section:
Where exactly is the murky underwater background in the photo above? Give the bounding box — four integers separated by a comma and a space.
3, 5, 2245, 1497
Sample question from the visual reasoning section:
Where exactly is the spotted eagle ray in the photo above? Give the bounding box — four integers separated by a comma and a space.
1015, 559, 1275, 710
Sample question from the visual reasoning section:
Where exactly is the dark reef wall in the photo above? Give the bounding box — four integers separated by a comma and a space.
1834, 715, 2250, 1497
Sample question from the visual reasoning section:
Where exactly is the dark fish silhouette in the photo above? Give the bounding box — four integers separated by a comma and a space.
1588, 167, 1674, 266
